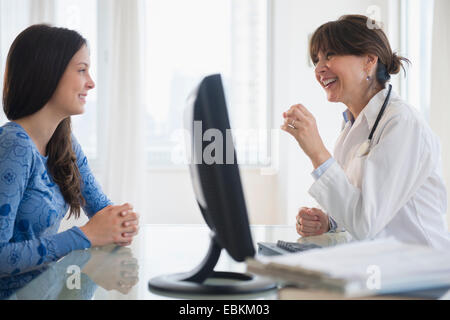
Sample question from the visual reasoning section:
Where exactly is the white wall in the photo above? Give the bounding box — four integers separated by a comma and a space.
430, 0, 450, 230
143, 169, 278, 225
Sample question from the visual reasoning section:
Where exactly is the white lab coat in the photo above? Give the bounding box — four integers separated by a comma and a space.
309, 87, 450, 251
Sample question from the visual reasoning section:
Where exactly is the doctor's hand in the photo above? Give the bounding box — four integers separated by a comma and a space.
281, 104, 332, 169
296, 207, 329, 237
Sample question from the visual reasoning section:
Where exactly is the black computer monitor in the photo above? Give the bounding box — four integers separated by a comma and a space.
148, 74, 276, 295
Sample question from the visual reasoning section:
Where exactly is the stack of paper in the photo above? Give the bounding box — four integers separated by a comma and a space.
246, 238, 450, 297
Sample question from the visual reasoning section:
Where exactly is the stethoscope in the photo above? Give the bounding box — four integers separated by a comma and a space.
356, 84, 393, 157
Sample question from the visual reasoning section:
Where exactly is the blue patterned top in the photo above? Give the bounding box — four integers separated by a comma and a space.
0, 121, 112, 278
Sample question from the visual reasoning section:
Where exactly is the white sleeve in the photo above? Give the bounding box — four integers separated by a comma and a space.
308, 115, 435, 240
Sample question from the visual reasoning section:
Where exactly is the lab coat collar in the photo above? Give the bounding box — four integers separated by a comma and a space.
341, 86, 398, 128
361, 86, 396, 130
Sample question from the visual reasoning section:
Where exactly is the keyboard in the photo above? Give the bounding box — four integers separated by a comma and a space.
276, 241, 321, 253
257, 241, 322, 256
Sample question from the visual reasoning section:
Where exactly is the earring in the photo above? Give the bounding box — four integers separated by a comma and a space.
366, 75, 371, 81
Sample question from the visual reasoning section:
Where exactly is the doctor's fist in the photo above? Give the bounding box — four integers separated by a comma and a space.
296, 207, 329, 237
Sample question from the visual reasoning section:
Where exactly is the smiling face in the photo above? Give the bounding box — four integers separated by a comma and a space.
314, 51, 369, 105
46, 45, 95, 118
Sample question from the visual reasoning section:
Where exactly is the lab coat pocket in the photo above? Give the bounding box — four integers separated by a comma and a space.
346, 155, 368, 189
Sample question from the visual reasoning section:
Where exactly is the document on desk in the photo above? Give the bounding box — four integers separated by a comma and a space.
246, 238, 450, 297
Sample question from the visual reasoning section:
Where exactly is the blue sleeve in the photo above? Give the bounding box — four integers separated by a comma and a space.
311, 157, 335, 180
328, 215, 338, 233
0, 228, 90, 277
71, 135, 113, 218
0, 134, 91, 276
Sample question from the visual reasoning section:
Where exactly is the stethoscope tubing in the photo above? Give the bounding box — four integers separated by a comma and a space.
356, 84, 393, 158
368, 84, 393, 141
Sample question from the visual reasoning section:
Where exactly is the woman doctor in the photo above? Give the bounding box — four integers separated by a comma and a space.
282, 15, 450, 250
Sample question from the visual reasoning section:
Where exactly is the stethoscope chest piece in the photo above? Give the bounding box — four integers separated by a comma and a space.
357, 140, 371, 157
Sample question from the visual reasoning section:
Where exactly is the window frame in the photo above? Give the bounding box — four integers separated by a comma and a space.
399, 0, 435, 121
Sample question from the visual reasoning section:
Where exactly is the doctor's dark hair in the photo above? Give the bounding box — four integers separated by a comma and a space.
2, 24, 86, 219
309, 14, 410, 87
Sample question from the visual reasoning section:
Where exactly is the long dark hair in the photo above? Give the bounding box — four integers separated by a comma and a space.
310, 15, 410, 87
3, 24, 86, 219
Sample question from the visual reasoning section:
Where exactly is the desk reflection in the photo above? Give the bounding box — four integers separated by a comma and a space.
2, 225, 348, 300
2, 245, 139, 300
296, 231, 352, 247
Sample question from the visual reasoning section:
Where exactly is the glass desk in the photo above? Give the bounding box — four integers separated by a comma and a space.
2, 224, 351, 300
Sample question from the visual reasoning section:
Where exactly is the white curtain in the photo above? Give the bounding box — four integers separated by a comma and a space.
29, 0, 55, 24
0, 0, 35, 123
95, 0, 147, 299
102, 0, 147, 216
430, 0, 450, 230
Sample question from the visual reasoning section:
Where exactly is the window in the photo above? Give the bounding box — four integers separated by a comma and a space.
400, 0, 434, 120
143, 0, 270, 167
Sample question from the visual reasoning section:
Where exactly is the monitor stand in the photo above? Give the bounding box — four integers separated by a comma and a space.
148, 233, 277, 296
